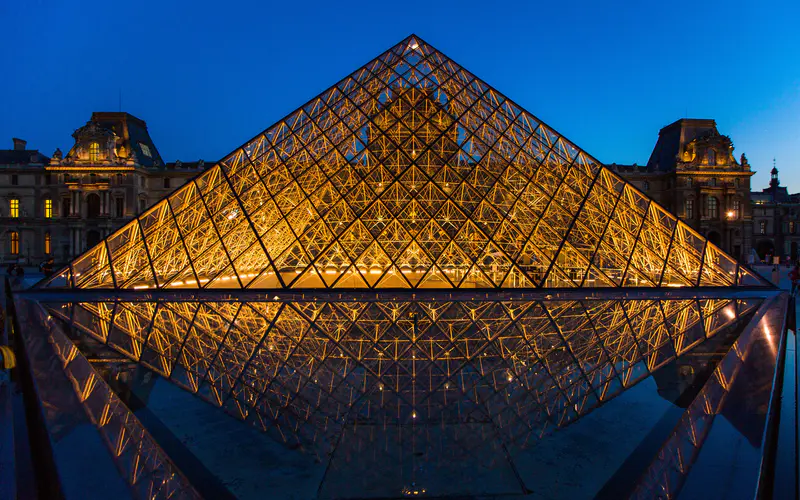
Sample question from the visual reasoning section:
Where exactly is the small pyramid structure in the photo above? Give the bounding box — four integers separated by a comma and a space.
45, 35, 766, 290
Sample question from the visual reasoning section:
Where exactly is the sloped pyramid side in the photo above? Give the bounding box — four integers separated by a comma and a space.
41, 35, 768, 290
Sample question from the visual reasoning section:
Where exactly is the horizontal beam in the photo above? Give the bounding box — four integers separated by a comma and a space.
15, 286, 782, 303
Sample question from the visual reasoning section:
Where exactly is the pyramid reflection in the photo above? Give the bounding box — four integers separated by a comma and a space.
45, 297, 757, 453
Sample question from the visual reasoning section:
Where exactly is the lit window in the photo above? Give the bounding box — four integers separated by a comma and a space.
140, 143, 152, 158
685, 199, 694, 219
89, 142, 101, 162
10, 198, 19, 218
10, 231, 19, 255
707, 197, 718, 219
760, 221, 767, 234
44, 199, 53, 218
44, 232, 51, 254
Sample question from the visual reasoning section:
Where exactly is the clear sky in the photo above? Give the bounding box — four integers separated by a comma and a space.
2, 0, 798, 191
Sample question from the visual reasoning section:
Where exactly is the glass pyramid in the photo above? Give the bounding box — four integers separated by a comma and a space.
41, 35, 766, 291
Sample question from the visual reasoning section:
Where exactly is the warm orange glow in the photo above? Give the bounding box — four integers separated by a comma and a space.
49, 35, 754, 293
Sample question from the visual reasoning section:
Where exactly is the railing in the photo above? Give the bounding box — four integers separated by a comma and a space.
757, 295, 797, 498
2, 278, 200, 499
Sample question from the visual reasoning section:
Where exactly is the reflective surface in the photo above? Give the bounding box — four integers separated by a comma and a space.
20, 293, 781, 498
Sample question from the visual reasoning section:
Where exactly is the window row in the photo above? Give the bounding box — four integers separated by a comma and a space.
6, 231, 51, 255
684, 197, 741, 220
758, 221, 800, 235
5, 196, 127, 218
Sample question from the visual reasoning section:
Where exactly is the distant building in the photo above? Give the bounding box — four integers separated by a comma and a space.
0, 112, 210, 266
608, 119, 753, 261
750, 166, 800, 262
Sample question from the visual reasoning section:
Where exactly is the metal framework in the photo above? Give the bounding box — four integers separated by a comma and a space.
21, 34, 783, 497
41, 35, 766, 292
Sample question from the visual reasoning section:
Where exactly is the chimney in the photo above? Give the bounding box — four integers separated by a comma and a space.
12, 138, 27, 151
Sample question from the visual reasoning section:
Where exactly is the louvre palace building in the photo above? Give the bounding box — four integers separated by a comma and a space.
3, 35, 795, 499
0, 113, 209, 266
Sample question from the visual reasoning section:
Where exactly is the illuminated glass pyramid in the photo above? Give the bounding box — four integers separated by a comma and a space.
43, 35, 764, 291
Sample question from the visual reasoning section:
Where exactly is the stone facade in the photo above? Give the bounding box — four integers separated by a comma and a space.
608, 119, 753, 261
750, 167, 800, 263
0, 112, 208, 266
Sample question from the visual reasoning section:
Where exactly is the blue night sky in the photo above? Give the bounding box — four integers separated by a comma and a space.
2, 0, 798, 191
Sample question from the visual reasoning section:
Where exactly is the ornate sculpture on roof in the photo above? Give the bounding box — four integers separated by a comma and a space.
52, 148, 63, 161
740, 153, 749, 168
68, 120, 119, 164
680, 130, 735, 168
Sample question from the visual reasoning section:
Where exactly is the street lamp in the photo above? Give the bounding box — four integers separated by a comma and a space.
726, 210, 735, 219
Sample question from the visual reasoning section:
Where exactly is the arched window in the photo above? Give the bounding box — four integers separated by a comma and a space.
707, 196, 719, 219
89, 142, 101, 162
44, 232, 51, 254
707, 148, 716, 166
685, 199, 694, 219
10, 231, 19, 255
